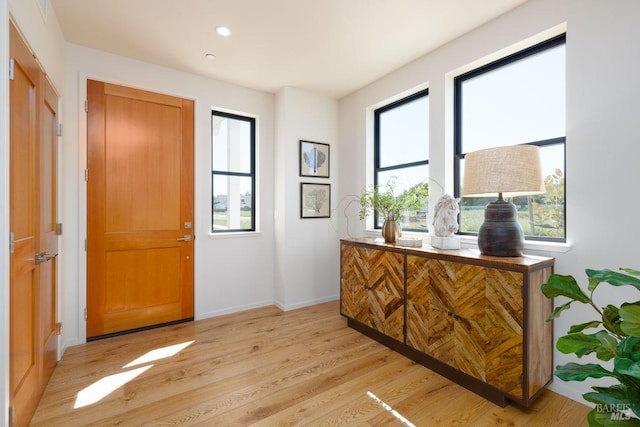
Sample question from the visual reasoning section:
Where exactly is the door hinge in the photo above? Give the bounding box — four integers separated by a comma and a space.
56, 123, 63, 136
84, 308, 87, 321
56, 223, 63, 235
8, 405, 13, 427
84, 239, 87, 251
84, 169, 88, 182
84, 99, 88, 113
56, 322, 63, 335
9, 232, 14, 254
9, 59, 14, 81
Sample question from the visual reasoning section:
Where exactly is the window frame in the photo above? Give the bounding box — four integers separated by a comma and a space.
453, 33, 567, 243
211, 110, 256, 233
373, 88, 429, 231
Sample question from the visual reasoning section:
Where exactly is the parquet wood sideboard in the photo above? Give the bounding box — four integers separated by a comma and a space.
340, 238, 555, 407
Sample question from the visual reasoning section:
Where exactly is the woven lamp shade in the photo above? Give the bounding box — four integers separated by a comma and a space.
463, 145, 545, 197
462, 144, 545, 257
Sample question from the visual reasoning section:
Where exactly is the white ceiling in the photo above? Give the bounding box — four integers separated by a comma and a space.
50, 0, 527, 99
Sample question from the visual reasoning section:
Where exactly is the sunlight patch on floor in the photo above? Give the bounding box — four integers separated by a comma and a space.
124, 340, 195, 368
74, 340, 196, 408
74, 365, 152, 408
367, 391, 416, 427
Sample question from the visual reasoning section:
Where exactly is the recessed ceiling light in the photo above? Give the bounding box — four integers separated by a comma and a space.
216, 26, 232, 37
205, 53, 216, 60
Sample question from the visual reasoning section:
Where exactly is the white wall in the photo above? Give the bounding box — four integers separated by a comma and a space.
61, 44, 277, 346
556, 0, 640, 403
338, 0, 640, 405
274, 87, 340, 310
8, 0, 65, 91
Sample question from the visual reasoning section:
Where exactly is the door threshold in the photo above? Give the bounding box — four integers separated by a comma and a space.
87, 318, 194, 342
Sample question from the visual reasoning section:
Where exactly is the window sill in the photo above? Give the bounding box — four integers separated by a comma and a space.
456, 235, 572, 254
208, 231, 262, 240
363, 229, 572, 254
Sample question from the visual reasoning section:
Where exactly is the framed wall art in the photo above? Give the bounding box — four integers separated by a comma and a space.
299, 140, 330, 178
300, 183, 331, 218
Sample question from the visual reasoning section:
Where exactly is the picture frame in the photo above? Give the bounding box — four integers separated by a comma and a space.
300, 183, 331, 218
299, 140, 330, 178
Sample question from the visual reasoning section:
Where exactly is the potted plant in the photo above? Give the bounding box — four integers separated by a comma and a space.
541, 267, 640, 426
358, 177, 429, 243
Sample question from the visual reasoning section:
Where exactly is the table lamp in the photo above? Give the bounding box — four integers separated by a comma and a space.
462, 145, 544, 257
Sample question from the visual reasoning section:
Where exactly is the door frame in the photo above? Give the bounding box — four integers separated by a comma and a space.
1, 3, 11, 426
76, 74, 196, 342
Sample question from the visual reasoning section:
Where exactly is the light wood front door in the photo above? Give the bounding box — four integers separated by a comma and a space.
87, 80, 194, 338
9, 21, 59, 427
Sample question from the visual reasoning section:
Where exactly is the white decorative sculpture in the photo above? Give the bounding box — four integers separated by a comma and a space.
431, 194, 461, 249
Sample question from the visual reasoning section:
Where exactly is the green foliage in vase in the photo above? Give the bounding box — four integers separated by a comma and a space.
542, 268, 640, 426
358, 177, 429, 222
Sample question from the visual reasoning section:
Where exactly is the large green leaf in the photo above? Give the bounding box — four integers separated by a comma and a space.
614, 376, 640, 418
620, 303, 640, 336
569, 320, 603, 333
618, 337, 640, 362
555, 362, 614, 381
615, 356, 640, 380
587, 408, 640, 427
619, 336, 640, 349
584, 385, 631, 405
621, 268, 640, 277
541, 274, 590, 303
584, 385, 640, 424
594, 331, 619, 361
604, 305, 624, 336
629, 386, 640, 417
587, 269, 640, 292
546, 301, 573, 321
557, 332, 602, 357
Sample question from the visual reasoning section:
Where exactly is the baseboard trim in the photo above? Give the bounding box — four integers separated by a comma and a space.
273, 295, 339, 312
197, 300, 274, 320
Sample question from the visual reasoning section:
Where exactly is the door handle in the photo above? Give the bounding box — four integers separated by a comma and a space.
35, 251, 57, 264
177, 235, 192, 242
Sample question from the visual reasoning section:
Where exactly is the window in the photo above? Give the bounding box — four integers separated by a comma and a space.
374, 89, 429, 231
454, 34, 566, 242
211, 111, 255, 232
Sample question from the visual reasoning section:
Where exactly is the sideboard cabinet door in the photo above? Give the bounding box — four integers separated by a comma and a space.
340, 244, 404, 341
406, 256, 525, 399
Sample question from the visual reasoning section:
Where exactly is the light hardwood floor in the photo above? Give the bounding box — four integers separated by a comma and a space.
31, 301, 590, 426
